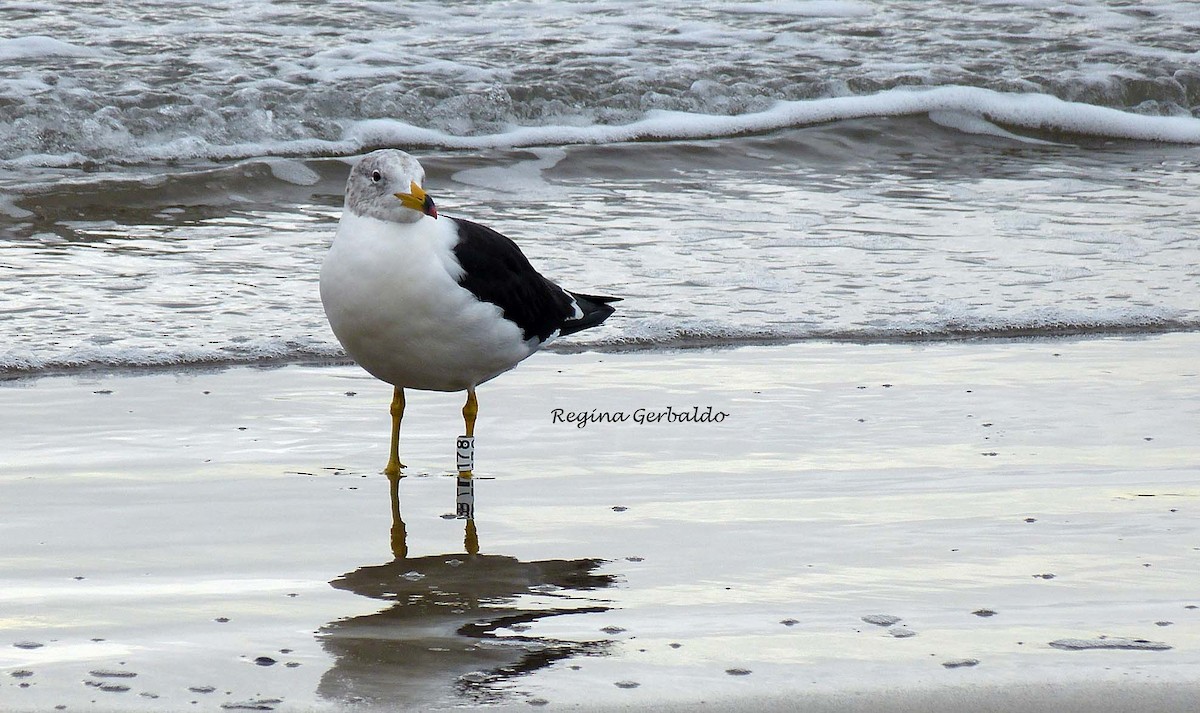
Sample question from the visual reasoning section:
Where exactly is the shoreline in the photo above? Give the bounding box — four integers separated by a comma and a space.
5, 323, 1199, 382
2, 334, 1198, 711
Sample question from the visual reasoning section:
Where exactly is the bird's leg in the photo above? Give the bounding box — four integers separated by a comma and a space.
388, 470, 407, 560
463, 388, 478, 438
384, 386, 406, 478
459, 389, 479, 553
458, 387, 477, 478
464, 519, 479, 556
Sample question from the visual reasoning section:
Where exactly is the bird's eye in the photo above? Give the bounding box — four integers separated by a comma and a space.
371, 170, 382, 183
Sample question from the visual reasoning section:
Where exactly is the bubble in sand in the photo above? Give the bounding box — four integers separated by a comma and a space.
253, 656, 277, 666
222, 698, 283, 710
614, 680, 640, 689
780, 618, 799, 626
888, 627, 917, 638
862, 614, 902, 627
13, 641, 44, 649
942, 658, 979, 668
972, 609, 998, 617
99, 683, 131, 692
189, 686, 217, 694
601, 626, 626, 635
90, 669, 136, 678
10, 670, 34, 678
1049, 637, 1171, 651
401, 571, 425, 581
528, 698, 549, 706
726, 668, 752, 676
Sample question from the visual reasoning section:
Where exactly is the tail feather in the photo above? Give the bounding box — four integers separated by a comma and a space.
560, 291, 620, 337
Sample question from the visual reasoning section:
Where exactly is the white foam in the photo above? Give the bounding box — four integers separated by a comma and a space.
723, 1, 873, 17
344, 88, 1200, 155
0, 193, 34, 219
0, 35, 108, 61
594, 302, 1194, 351
1, 297, 1193, 375
928, 110, 1061, 145
450, 148, 570, 196
264, 158, 320, 186
0, 338, 345, 374
6, 85, 1196, 173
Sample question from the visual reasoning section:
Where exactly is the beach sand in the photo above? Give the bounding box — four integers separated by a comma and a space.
2, 334, 1198, 712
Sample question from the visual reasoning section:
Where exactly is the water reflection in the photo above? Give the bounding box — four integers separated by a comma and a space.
317, 476, 617, 707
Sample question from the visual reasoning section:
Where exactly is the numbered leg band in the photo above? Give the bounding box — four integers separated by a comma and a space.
456, 435, 474, 473
456, 476, 475, 520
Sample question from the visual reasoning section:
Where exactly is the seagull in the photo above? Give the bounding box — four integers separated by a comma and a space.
320, 149, 618, 478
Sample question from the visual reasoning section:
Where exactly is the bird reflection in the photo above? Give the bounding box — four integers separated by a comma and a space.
317, 475, 617, 707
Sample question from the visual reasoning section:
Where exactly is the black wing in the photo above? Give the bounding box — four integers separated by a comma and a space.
450, 218, 619, 343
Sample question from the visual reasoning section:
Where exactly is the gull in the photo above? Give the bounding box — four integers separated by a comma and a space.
320, 149, 618, 477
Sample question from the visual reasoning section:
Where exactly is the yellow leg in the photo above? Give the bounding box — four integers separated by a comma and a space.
460, 387, 477, 478
384, 386, 405, 478
388, 470, 407, 560
463, 388, 478, 438
459, 390, 479, 553
464, 519, 479, 555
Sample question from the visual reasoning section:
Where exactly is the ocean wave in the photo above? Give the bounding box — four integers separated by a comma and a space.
6, 0, 1200, 172
3, 88, 1198, 175
4, 313, 1195, 377
0, 338, 346, 377
0, 35, 110, 61
349, 87, 1200, 150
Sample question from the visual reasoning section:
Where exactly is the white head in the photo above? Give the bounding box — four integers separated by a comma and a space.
344, 149, 438, 224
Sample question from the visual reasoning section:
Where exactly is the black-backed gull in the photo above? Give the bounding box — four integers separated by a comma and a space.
320, 149, 618, 478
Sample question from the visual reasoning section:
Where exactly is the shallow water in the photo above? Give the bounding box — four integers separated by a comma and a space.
2, 339, 1199, 710
3, 0, 1200, 165
2, 0, 1199, 374
3, 124, 1199, 373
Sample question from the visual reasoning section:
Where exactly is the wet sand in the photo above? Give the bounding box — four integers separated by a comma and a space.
2, 335, 1199, 712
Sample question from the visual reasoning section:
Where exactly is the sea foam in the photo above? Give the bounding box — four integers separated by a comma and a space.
0, 35, 108, 61
347, 88, 1200, 153
4, 87, 1199, 172
5, 310, 1196, 375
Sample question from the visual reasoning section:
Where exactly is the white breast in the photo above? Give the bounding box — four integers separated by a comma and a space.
320, 213, 535, 392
